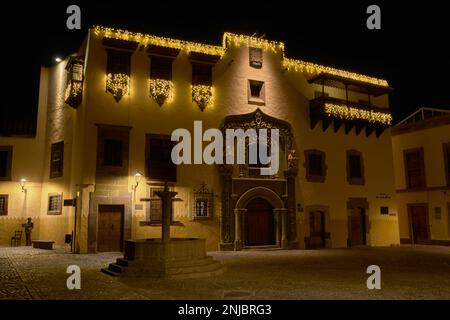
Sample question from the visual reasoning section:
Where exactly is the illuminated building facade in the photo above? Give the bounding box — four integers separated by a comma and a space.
0, 27, 400, 252
391, 108, 450, 245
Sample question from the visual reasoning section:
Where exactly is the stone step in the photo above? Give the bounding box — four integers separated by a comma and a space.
108, 263, 125, 273
100, 268, 120, 277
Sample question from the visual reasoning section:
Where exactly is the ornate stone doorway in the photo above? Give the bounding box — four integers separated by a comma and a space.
218, 108, 298, 251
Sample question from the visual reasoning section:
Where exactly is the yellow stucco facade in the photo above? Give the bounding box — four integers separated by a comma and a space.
391, 109, 450, 245
0, 27, 401, 252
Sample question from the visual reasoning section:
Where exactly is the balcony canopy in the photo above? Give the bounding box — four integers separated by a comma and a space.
308, 72, 394, 96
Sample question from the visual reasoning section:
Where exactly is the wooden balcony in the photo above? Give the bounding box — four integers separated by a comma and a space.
309, 96, 392, 138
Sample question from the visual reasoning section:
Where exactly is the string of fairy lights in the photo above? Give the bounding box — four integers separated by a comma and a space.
149, 79, 175, 105
93, 26, 389, 87
324, 103, 392, 125
192, 84, 214, 111
106, 73, 130, 101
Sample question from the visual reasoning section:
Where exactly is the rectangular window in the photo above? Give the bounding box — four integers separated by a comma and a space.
249, 47, 263, 68
103, 139, 123, 167
107, 49, 131, 75
347, 150, 365, 185
146, 135, 176, 182
150, 56, 172, 80
380, 206, 389, 215
0, 146, 13, 181
248, 79, 265, 105
443, 142, 450, 186
48, 193, 62, 215
404, 148, 426, 189
192, 63, 212, 86
0, 195, 8, 216
50, 141, 64, 179
305, 150, 326, 183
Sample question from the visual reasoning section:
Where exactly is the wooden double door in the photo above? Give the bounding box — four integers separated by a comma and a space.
408, 204, 430, 244
309, 210, 326, 248
97, 205, 124, 252
244, 198, 275, 246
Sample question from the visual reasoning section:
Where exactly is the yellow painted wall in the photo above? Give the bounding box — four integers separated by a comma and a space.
392, 124, 450, 241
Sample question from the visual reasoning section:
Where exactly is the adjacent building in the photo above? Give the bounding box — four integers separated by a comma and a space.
0, 26, 400, 253
391, 107, 450, 245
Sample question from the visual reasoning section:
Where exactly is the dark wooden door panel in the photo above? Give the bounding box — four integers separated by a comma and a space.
245, 198, 275, 246
98, 205, 123, 252
410, 205, 429, 244
349, 208, 366, 246
310, 211, 325, 248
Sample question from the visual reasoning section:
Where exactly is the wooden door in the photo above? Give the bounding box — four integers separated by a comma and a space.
409, 205, 429, 244
98, 205, 124, 252
309, 210, 325, 248
349, 207, 366, 246
245, 198, 275, 246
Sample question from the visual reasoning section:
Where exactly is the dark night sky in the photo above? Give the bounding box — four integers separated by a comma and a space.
1, 1, 449, 123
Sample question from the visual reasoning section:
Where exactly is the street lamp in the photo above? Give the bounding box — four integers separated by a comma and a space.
132, 172, 143, 191
20, 178, 27, 193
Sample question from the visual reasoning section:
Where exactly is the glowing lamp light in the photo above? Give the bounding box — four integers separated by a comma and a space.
55, 57, 62, 63
20, 178, 27, 192
132, 172, 143, 191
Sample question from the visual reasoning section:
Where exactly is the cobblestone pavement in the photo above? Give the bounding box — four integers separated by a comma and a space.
0, 245, 449, 300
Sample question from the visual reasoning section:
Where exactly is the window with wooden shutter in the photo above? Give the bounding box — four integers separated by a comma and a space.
192, 63, 212, 86
346, 150, 365, 185
404, 148, 426, 189
48, 193, 62, 215
305, 150, 326, 183
50, 141, 64, 179
106, 49, 131, 102
150, 56, 172, 81
0, 195, 8, 216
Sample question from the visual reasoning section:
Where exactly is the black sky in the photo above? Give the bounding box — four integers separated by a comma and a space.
1, 0, 449, 123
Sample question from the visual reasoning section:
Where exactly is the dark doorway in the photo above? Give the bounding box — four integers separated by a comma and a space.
408, 204, 430, 244
309, 210, 326, 248
349, 207, 366, 246
97, 205, 124, 252
244, 197, 275, 246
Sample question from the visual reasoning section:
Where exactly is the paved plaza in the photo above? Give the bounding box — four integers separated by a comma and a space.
0, 245, 449, 300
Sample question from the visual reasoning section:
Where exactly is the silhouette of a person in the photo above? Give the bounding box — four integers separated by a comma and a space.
22, 217, 34, 246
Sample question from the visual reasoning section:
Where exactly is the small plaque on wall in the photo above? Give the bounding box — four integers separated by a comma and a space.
434, 207, 442, 220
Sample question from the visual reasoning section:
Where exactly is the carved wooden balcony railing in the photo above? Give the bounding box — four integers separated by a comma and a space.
309, 96, 392, 137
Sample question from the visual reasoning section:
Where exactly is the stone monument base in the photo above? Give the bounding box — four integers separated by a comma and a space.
101, 238, 225, 279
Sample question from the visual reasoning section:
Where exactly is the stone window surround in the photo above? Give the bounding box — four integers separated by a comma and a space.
346, 149, 365, 185
249, 47, 263, 69
0, 194, 8, 215
304, 149, 327, 183
247, 79, 265, 106
403, 147, 426, 190
47, 192, 63, 215
50, 141, 64, 179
